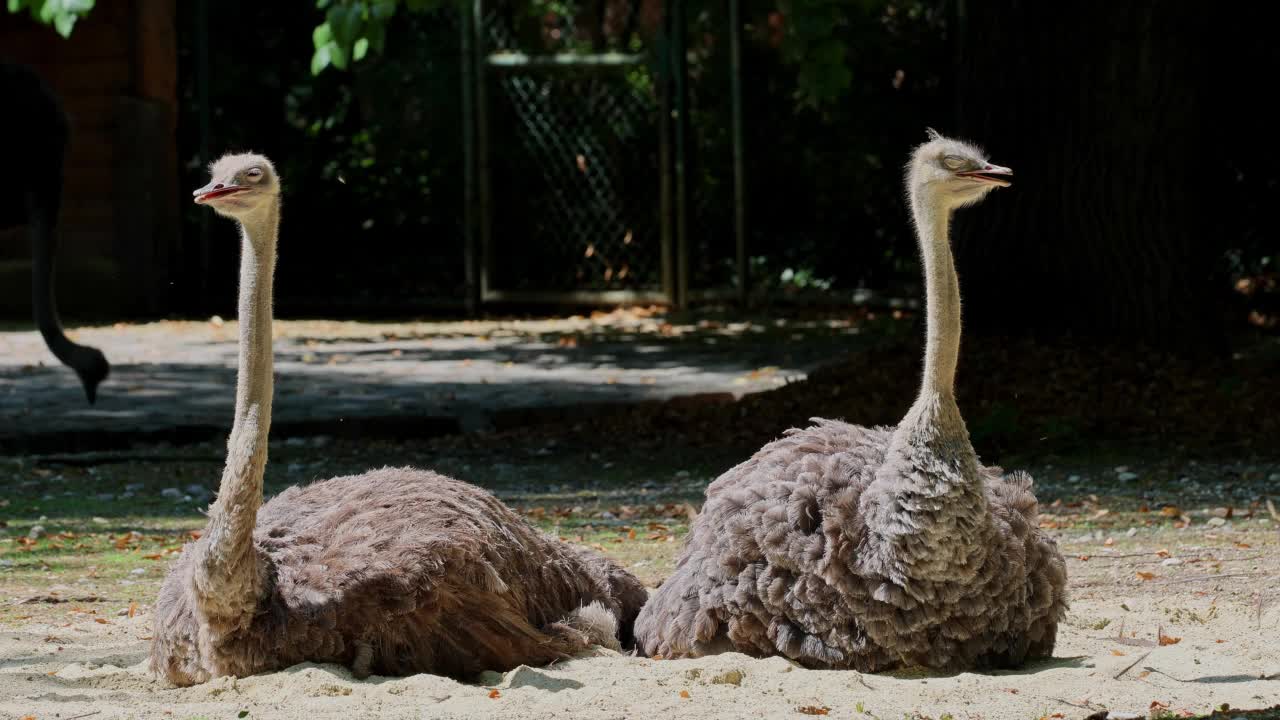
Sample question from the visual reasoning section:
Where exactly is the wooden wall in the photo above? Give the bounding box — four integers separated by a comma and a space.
0, 0, 179, 319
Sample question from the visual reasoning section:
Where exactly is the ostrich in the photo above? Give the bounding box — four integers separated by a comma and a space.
151, 153, 647, 686
0, 61, 109, 403
634, 130, 1067, 671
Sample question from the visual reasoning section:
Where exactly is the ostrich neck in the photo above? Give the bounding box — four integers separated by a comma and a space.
191, 200, 278, 629
914, 198, 961, 400
858, 192, 988, 589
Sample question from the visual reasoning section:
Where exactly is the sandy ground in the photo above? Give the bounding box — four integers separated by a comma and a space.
3, 528, 1277, 720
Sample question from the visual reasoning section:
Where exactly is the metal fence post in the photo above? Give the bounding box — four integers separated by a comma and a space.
729, 0, 746, 306
461, 1, 479, 315
671, 0, 689, 309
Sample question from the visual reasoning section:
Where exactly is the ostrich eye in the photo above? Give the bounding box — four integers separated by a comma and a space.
246, 168, 263, 182
942, 156, 966, 171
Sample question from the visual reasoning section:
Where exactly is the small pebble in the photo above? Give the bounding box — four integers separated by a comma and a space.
1117, 472, 1139, 482
1162, 558, 1184, 566
160, 488, 183, 499
130, 568, 146, 576
1125, 528, 1137, 537
27, 525, 45, 540
91, 517, 108, 525
1207, 517, 1227, 527
95, 493, 115, 502
125, 483, 145, 492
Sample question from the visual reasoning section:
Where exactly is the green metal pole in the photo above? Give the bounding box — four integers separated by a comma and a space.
195, 0, 210, 313
461, 2, 479, 315
473, 0, 493, 303
671, 0, 689, 309
729, 0, 746, 305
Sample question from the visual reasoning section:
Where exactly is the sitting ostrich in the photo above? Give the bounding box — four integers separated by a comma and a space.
151, 153, 647, 686
0, 61, 109, 403
634, 130, 1067, 671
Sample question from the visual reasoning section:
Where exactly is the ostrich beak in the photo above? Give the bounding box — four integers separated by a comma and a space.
194, 184, 250, 204
957, 163, 1013, 187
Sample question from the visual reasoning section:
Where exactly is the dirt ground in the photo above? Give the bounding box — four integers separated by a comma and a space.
1, 437, 1277, 720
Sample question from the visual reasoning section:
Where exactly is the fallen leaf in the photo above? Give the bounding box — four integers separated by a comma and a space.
142, 554, 162, 560
1136, 571, 1156, 581
1158, 630, 1181, 646
1156, 548, 1171, 558
627, 528, 637, 541
1161, 506, 1181, 517
797, 707, 830, 716
1077, 555, 1091, 561
94, 618, 111, 625
1104, 537, 1115, 547
1234, 542, 1251, 549
1111, 649, 1127, 656
128, 602, 138, 618
488, 689, 501, 699
679, 690, 690, 699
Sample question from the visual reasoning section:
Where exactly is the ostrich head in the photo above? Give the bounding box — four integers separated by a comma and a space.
907, 128, 1012, 210
193, 153, 280, 218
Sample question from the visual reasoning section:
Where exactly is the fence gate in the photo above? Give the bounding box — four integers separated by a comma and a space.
465, 0, 672, 307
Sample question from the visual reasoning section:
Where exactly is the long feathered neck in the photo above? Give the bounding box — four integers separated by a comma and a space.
912, 194, 962, 401
191, 199, 279, 630
859, 187, 989, 589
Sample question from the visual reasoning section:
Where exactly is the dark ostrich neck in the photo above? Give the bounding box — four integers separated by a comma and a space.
191, 199, 278, 628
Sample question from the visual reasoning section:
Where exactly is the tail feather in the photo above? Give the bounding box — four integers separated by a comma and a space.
553, 601, 622, 652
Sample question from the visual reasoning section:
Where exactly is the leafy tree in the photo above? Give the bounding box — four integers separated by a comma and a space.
5, 0, 95, 37
308, 0, 863, 108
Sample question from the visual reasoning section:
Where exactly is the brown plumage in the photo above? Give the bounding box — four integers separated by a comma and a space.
634, 131, 1068, 671
151, 154, 645, 686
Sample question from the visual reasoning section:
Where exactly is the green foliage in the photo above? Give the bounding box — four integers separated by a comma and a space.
311, 0, 456, 74
5, 0, 94, 37
308, 0, 878, 109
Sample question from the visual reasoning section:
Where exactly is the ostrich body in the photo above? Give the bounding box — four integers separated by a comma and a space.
633, 131, 1067, 671
151, 154, 646, 686
0, 61, 109, 403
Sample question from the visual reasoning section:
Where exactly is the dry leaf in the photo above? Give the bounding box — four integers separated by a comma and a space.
128, 602, 138, 618
1104, 537, 1115, 547
797, 707, 830, 716
1136, 571, 1156, 581
1158, 631, 1181, 646
1160, 506, 1181, 517
142, 554, 162, 560
627, 529, 637, 541
1111, 649, 1127, 656
93, 618, 110, 625
1234, 542, 1251, 549
679, 690, 690, 699
488, 689, 501, 699
1156, 548, 1171, 558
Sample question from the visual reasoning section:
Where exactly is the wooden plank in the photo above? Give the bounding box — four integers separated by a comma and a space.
61, 95, 118, 132
41, 60, 130, 95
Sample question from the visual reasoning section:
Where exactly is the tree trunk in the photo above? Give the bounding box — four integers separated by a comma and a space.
953, 0, 1220, 347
